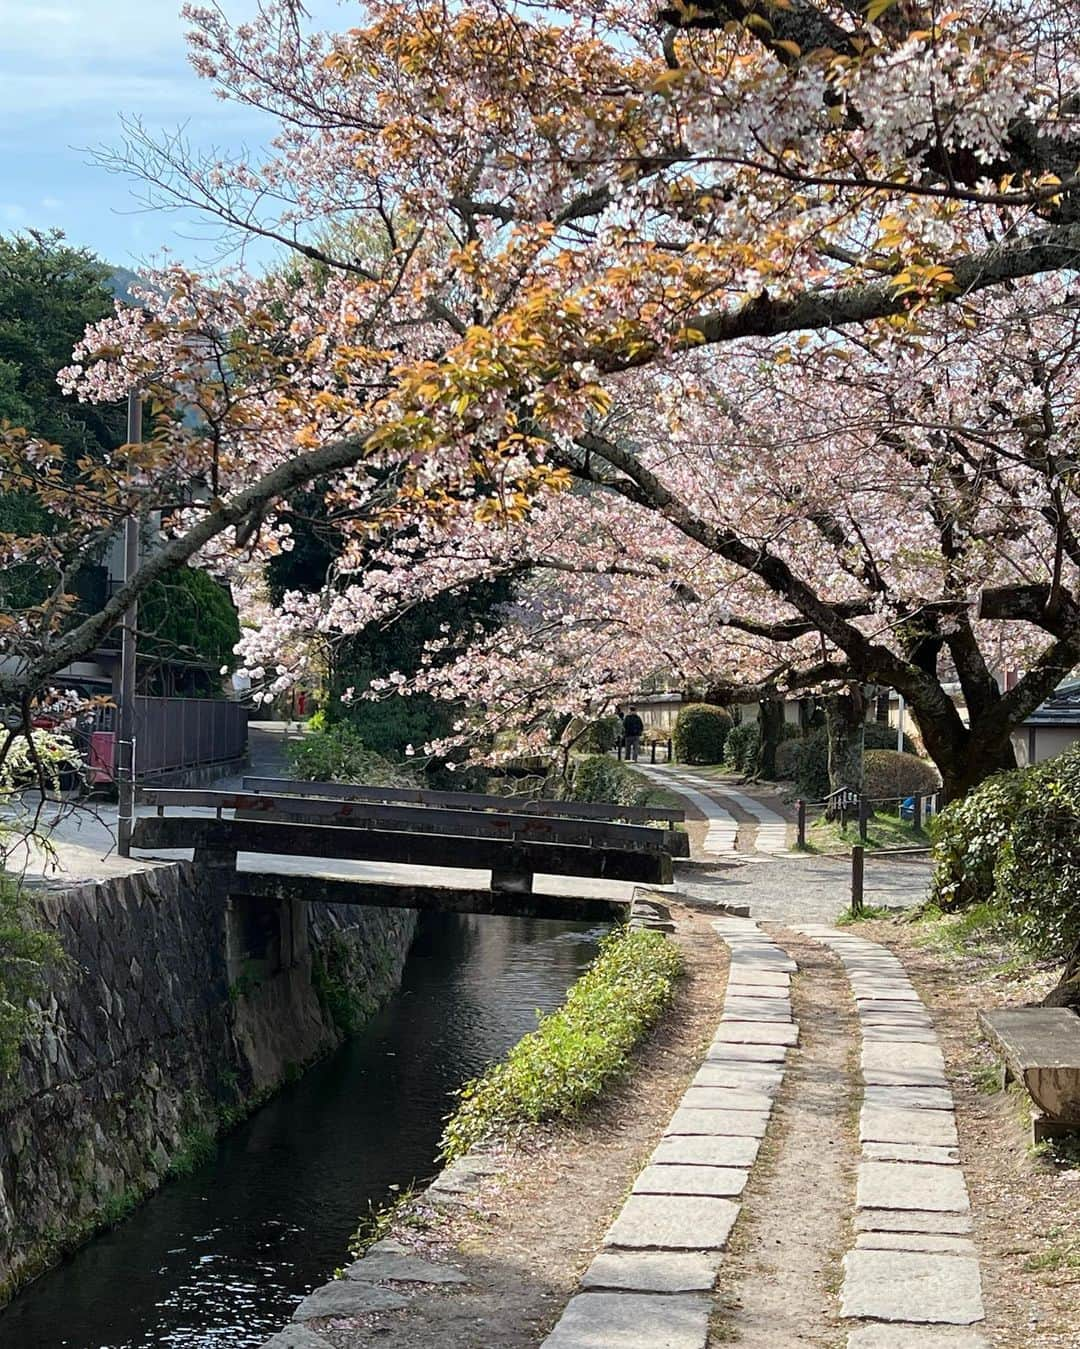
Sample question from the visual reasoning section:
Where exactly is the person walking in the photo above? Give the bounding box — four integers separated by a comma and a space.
622, 705, 644, 762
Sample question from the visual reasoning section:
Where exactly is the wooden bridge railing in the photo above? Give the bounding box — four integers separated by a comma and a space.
131, 785, 677, 920
241, 776, 684, 829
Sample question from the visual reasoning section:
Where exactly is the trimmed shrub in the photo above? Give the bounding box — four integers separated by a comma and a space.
863, 749, 941, 800
440, 926, 682, 1158
781, 722, 921, 800
864, 721, 919, 755
288, 722, 411, 786
673, 703, 732, 764
723, 720, 760, 773
569, 755, 680, 814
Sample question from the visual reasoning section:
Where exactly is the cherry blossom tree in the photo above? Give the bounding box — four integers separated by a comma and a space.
4, 0, 1080, 801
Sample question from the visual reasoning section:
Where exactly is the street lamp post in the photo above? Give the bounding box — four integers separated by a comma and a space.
116, 390, 142, 858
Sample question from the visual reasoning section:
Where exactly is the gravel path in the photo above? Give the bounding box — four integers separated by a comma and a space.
673, 854, 933, 925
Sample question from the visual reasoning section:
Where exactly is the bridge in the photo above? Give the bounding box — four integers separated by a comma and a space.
132, 778, 685, 924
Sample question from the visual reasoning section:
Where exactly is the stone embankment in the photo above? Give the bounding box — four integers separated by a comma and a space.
0, 860, 416, 1303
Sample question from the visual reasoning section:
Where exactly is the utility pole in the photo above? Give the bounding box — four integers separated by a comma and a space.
896, 692, 906, 753
116, 390, 141, 857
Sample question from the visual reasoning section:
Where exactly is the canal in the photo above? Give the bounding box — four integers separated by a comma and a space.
0, 911, 603, 1348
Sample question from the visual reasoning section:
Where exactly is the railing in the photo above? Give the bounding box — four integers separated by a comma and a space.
795, 789, 942, 848
88, 698, 248, 783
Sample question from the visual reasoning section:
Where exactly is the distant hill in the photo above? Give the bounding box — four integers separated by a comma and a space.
107, 266, 144, 306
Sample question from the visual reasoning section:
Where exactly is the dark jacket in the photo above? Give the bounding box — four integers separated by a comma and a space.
623, 713, 644, 738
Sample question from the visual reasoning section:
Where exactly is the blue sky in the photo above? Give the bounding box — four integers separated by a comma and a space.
0, 1, 341, 270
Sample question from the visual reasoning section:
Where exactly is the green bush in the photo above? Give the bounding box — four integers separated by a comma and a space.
673, 703, 732, 764
568, 755, 680, 814
723, 720, 760, 773
995, 753, 1080, 961
929, 747, 1080, 968
775, 735, 801, 781
576, 715, 621, 754
287, 722, 411, 786
929, 767, 1031, 910
441, 926, 682, 1158
864, 721, 919, 755
863, 749, 940, 800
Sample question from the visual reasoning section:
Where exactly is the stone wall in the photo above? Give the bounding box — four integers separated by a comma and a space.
0, 863, 416, 1303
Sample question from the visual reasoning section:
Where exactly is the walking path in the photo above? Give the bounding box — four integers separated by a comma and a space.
540, 916, 798, 1348
536, 916, 990, 1347
795, 924, 988, 1346
637, 763, 790, 856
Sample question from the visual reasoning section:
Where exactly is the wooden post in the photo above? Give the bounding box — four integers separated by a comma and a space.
851, 844, 865, 917
650, 740, 657, 764
667, 737, 673, 762
617, 740, 624, 761
796, 799, 806, 849
913, 792, 923, 833
858, 794, 870, 843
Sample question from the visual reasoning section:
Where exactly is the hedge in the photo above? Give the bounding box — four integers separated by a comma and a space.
575, 715, 621, 754
775, 722, 922, 798
673, 703, 731, 764
863, 749, 940, 800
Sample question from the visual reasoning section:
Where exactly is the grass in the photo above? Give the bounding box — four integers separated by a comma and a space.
835, 905, 893, 925
440, 926, 683, 1161
805, 811, 926, 855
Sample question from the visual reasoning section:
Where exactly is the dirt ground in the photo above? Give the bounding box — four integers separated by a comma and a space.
317, 903, 731, 1349
712, 928, 857, 1348
853, 915, 1080, 1349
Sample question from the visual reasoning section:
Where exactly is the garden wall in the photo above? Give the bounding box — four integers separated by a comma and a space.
0, 862, 416, 1303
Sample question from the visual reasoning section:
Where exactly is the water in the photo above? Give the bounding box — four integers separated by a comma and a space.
0, 912, 602, 1349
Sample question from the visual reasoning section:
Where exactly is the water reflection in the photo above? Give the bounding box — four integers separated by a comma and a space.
0, 912, 602, 1349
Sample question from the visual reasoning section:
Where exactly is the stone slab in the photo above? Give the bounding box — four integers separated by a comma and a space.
860, 1105, 958, 1147
856, 1231, 977, 1255
604, 1194, 740, 1250
725, 982, 790, 1000
580, 1249, 720, 1294
293, 1280, 409, 1322
862, 1142, 960, 1165
854, 987, 920, 1003
713, 1022, 799, 1046
722, 968, 790, 988
862, 1042, 946, 1074
261, 1329, 336, 1349
840, 1249, 984, 1324
856, 1209, 973, 1235
863, 1085, 954, 1112
651, 1134, 760, 1169
682, 1086, 775, 1112
862, 1024, 941, 1045
633, 1164, 748, 1197
722, 997, 792, 1023
691, 1065, 782, 1094
666, 1107, 770, 1138
541, 1291, 710, 1348
728, 951, 797, 973
705, 1042, 788, 1064
858, 1011, 935, 1029
345, 1252, 469, 1284
857, 1162, 970, 1213
847, 1325, 990, 1347
863, 1065, 950, 1090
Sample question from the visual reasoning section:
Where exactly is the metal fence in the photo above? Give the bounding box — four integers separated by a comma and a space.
89, 698, 248, 783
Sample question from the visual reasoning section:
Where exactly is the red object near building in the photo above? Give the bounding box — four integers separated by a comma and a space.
89, 730, 116, 785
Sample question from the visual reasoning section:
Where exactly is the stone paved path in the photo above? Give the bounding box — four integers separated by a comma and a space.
793, 925, 990, 1348
638, 764, 789, 856
540, 916, 797, 1348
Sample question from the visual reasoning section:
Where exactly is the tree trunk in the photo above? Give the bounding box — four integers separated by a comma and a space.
936, 737, 1019, 805
755, 697, 784, 779
1042, 947, 1080, 1010
825, 688, 867, 796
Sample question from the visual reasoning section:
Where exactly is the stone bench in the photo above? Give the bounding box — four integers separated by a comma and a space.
978, 1006, 1080, 1142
